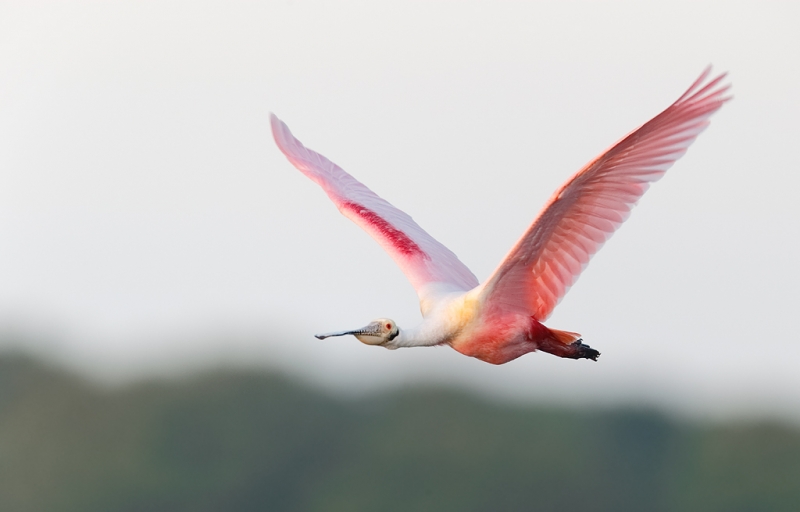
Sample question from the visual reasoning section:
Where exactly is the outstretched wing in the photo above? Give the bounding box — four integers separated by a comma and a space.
271, 114, 480, 303
478, 68, 731, 320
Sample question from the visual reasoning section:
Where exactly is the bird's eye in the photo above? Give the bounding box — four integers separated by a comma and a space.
385, 323, 391, 330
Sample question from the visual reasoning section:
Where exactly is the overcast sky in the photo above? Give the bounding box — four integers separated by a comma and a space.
1, 1, 799, 421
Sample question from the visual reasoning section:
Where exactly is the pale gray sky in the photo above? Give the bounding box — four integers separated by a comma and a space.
1, 1, 799, 421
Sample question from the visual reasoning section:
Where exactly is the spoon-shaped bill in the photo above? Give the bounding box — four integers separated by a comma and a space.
315, 322, 383, 340
314, 329, 358, 340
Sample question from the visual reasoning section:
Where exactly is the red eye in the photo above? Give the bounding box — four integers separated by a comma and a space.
386, 323, 391, 329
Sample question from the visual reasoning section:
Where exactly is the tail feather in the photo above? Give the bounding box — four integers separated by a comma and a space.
549, 328, 582, 346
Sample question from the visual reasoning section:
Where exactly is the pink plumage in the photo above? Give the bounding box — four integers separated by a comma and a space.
478, 67, 731, 322
270, 114, 479, 298
271, 68, 730, 364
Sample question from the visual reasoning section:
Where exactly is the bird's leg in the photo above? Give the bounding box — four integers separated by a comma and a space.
538, 337, 600, 361
532, 326, 600, 361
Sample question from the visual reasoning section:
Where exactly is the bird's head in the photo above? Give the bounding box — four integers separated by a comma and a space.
315, 318, 399, 346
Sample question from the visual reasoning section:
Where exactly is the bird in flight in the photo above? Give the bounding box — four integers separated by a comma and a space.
271, 68, 729, 365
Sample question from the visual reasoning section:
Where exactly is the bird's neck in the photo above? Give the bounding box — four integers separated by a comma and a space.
389, 323, 446, 349
389, 290, 479, 349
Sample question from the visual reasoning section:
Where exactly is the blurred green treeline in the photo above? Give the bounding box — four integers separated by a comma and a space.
0, 354, 798, 512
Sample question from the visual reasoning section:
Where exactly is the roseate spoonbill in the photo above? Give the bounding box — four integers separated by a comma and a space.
271, 68, 729, 365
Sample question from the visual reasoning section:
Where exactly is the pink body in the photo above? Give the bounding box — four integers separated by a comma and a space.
450, 314, 554, 365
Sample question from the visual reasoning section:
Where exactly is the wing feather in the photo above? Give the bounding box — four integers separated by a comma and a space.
479, 68, 730, 320
270, 114, 480, 301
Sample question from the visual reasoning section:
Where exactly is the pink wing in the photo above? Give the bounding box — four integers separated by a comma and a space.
479, 68, 731, 320
271, 114, 480, 300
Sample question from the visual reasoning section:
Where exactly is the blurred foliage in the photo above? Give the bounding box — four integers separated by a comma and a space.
0, 354, 799, 512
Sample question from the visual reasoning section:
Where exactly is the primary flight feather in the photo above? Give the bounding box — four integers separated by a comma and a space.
271, 68, 730, 364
